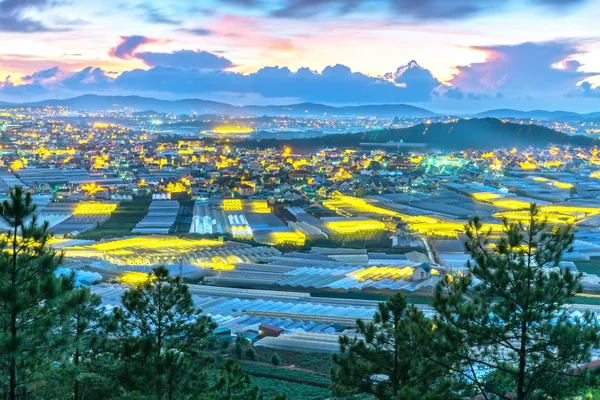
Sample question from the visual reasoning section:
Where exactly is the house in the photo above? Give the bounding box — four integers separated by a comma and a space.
412, 263, 432, 281
259, 323, 285, 337
316, 185, 327, 198
289, 169, 312, 181
238, 183, 255, 196
328, 189, 343, 199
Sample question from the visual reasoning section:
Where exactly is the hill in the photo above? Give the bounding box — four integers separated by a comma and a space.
1, 95, 435, 118
236, 118, 597, 150
475, 109, 600, 120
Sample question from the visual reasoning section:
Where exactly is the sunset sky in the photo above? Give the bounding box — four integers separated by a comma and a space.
1, 0, 600, 112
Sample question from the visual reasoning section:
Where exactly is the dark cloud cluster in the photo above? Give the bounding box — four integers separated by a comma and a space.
109, 60, 438, 103
136, 4, 181, 25
449, 41, 595, 97
568, 81, 600, 98
2, 39, 598, 107
135, 50, 234, 70
0, 58, 441, 103
109, 36, 155, 59
109, 36, 234, 70
215, 0, 590, 20
22, 66, 60, 83
0, 0, 59, 32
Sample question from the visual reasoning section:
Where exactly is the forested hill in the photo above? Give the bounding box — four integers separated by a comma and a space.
237, 118, 597, 150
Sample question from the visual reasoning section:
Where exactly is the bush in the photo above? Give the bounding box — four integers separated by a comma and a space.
235, 341, 243, 359
221, 339, 231, 350
271, 353, 281, 366
246, 347, 257, 361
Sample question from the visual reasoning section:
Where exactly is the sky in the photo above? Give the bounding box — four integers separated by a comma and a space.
0, 0, 600, 112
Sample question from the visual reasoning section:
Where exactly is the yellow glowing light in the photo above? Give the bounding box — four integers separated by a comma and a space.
164, 181, 189, 194
249, 200, 270, 213
519, 161, 538, 170
117, 271, 151, 285
350, 266, 414, 282
9, 159, 24, 171
267, 231, 306, 246
325, 219, 386, 234
222, 199, 242, 211
552, 181, 573, 189
472, 192, 502, 202
322, 195, 504, 238
533, 177, 573, 189
543, 160, 562, 168
81, 183, 103, 196
491, 199, 532, 210
410, 155, 423, 164
211, 125, 254, 135
73, 202, 117, 215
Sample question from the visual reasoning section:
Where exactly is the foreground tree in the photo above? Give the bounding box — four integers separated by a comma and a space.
36, 288, 114, 400
331, 293, 457, 400
0, 187, 73, 400
431, 204, 599, 400
62, 288, 105, 400
107, 266, 216, 399
208, 359, 262, 400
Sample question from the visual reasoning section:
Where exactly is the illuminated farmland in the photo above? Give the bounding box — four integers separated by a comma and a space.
73, 202, 118, 215
322, 195, 501, 238
471, 192, 600, 225
61, 235, 280, 269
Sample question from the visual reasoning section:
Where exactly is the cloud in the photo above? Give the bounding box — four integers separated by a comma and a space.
136, 4, 181, 25
214, 0, 590, 20
1, 60, 440, 104
60, 67, 111, 91
135, 50, 234, 70
0, 0, 62, 32
568, 81, 600, 98
382, 60, 440, 94
449, 40, 598, 96
109, 36, 156, 59
178, 27, 214, 36
109, 36, 233, 70
1, 40, 596, 108
22, 66, 60, 83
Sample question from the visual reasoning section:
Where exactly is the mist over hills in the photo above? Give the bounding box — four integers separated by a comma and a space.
475, 109, 600, 120
0, 94, 597, 120
3, 95, 435, 118
237, 118, 597, 151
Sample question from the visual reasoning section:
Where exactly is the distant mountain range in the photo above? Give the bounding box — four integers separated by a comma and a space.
2, 94, 435, 118
475, 109, 600, 120
0, 94, 598, 120
237, 118, 597, 150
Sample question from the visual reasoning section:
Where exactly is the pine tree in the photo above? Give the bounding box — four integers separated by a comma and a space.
271, 353, 281, 366
0, 187, 73, 400
107, 266, 215, 399
431, 204, 600, 400
209, 359, 261, 400
331, 293, 456, 400
61, 288, 105, 400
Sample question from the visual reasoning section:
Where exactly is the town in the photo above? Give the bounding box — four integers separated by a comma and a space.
2, 105, 600, 372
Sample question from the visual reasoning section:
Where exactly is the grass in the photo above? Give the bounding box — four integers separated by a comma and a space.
250, 376, 330, 400
76, 196, 152, 240
575, 257, 600, 275
254, 348, 333, 375
241, 363, 331, 386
